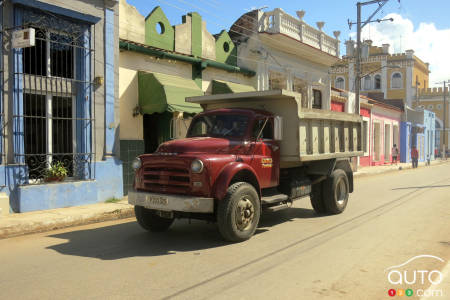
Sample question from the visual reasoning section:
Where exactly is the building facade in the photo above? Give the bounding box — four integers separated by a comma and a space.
119, 0, 256, 193
330, 40, 430, 108
400, 107, 436, 163
0, 0, 122, 213
231, 8, 341, 108
414, 87, 449, 155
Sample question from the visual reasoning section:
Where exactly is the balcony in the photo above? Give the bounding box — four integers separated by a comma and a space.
259, 8, 340, 58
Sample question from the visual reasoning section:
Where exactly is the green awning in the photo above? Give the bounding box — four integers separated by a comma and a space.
211, 80, 256, 95
138, 71, 204, 114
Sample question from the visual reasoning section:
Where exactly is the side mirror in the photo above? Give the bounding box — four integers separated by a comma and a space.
274, 116, 283, 141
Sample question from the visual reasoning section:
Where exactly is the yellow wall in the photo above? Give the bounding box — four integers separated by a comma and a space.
119, 51, 193, 140
413, 65, 429, 89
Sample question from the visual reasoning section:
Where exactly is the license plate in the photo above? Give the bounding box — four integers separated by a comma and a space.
145, 195, 169, 206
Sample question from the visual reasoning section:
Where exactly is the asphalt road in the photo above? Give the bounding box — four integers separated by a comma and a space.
0, 163, 449, 300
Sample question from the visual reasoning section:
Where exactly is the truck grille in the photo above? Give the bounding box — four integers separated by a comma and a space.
142, 165, 190, 194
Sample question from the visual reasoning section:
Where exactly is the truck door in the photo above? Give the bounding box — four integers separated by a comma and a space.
250, 118, 280, 188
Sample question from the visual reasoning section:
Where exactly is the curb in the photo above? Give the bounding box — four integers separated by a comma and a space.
0, 203, 135, 240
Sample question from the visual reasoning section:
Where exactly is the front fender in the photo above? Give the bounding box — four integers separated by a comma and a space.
212, 162, 261, 201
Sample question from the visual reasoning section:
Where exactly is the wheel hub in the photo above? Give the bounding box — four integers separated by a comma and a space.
336, 178, 347, 205
236, 197, 255, 231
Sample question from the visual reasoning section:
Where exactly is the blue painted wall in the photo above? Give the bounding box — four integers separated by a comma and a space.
400, 110, 436, 163
104, 9, 116, 155
423, 110, 436, 161
400, 122, 411, 163
0, 160, 122, 213
0, 3, 123, 213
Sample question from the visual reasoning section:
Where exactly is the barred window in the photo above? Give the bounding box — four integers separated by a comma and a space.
14, 8, 94, 184
335, 77, 345, 89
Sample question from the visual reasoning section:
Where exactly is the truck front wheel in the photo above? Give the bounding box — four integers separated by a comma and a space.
323, 169, 349, 214
134, 206, 174, 232
217, 182, 261, 242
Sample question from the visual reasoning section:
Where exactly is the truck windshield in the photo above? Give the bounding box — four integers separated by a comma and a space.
187, 114, 249, 138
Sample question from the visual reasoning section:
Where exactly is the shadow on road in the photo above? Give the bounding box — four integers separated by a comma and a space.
391, 185, 450, 190
46, 207, 320, 260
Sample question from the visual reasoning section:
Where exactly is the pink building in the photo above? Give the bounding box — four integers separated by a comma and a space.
330, 88, 402, 167
361, 97, 402, 166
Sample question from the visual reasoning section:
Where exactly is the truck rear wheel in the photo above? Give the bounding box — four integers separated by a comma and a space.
323, 169, 349, 214
134, 206, 174, 232
310, 182, 327, 214
217, 182, 261, 242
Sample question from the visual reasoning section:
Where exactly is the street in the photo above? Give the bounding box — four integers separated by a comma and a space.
0, 163, 449, 300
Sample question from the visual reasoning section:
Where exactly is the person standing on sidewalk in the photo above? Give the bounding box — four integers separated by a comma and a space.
392, 144, 399, 164
411, 146, 419, 168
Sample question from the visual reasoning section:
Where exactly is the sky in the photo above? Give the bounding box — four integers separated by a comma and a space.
126, 0, 450, 86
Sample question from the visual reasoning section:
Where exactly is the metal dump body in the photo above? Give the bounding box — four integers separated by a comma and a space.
187, 90, 364, 168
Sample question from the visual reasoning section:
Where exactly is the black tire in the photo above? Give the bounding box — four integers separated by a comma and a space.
134, 206, 174, 232
310, 182, 327, 214
323, 169, 349, 214
217, 182, 261, 242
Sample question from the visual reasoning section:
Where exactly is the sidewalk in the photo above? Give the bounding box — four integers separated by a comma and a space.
0, 159, 449, 240
0, 198, 134, 239
353, 159, 448, 178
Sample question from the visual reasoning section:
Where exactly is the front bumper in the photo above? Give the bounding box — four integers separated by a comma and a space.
128, 189, 214, 213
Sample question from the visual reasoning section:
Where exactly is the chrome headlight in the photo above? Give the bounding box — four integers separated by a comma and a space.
131, 157, 142, 171
191, 159, 204, 173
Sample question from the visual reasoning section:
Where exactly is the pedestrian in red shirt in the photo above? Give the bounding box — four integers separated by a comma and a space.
411, 146, 419, 168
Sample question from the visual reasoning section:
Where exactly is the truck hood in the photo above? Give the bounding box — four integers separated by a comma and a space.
157, 137, 243, 154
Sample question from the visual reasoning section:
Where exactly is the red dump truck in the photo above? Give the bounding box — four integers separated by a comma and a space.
129, 90, 363, 242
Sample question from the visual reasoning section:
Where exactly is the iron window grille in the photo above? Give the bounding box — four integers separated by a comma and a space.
11, 7, 95, 184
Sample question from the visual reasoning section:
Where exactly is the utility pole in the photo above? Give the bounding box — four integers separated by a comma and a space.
436, 80, 449, 159
349, 0, 397, 115
355, 3, 361, 115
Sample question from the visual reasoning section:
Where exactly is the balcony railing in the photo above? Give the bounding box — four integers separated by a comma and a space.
259, 8, 339, 57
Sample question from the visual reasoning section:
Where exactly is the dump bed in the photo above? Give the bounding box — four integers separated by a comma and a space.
187, 90, 363, 168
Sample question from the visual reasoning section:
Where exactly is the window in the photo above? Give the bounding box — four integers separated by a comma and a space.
23, 29, 74, 78
374, 74, 381, 89
437, 104, 442, 110
293, 77, 308, 108
14, 8, 94, 184
428, 104, 434, 110
335, 77, 345, 89
391, 73, 402, 89
24, 94, 74, 180
252, 118, 273, 140
187, 114, 249, 138
269, 70, 287, 90
312, 89, 322, 109
363, 75, 371, 90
